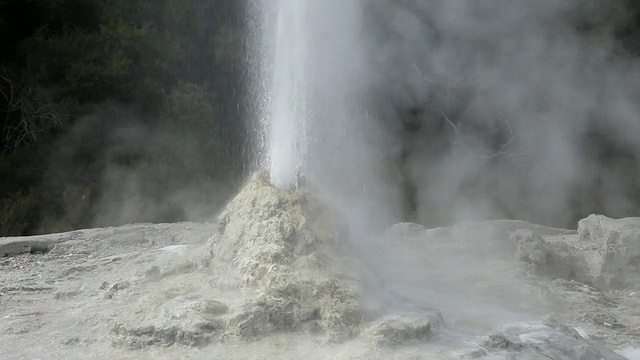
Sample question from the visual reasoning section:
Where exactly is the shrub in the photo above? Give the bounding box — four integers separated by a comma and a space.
0, 190, 38, 236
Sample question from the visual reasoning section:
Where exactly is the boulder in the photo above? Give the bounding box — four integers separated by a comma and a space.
368, 313, 431, 346
511, 229, 586, 281
577, 215, 640, 290
513, 215, 640, 290
481, 322, 627, 360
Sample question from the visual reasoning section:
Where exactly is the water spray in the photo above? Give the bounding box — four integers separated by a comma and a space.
266, 0, 308, 190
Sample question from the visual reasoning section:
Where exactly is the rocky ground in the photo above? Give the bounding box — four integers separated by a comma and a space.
2, 173, 640, 359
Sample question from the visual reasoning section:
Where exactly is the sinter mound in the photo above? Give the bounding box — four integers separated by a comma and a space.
110, 171, 368, 347
201, 171, 364, 339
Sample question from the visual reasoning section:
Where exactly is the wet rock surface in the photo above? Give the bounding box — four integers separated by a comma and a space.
481, 322, 627, 360
369, 314, 432, 346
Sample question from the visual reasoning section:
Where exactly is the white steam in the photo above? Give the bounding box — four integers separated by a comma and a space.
365, 0, 640, 227
259, 0, 401, 232
260, 0, 640, 231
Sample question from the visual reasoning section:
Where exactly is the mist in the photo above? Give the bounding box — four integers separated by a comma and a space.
263, 0, 640, 236
260, 1, 640, 334
41, 102, 242, 232
30, 0, 640, 234
360, 0, 640, 229
4, 1, 640, 357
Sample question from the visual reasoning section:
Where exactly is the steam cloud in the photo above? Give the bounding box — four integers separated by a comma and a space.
47, 0, 640, 232
45, 104, 235, 231
359, 0, 640, 228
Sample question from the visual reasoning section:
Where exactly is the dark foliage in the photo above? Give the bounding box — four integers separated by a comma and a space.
0, 0, 251, 235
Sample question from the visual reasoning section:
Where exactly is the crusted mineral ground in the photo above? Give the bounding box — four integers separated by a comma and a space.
2, 174, 640, 359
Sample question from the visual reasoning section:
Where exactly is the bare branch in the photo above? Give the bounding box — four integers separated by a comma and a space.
498, 111, 515, 151
1, 70, 76, 153
435, 108, 527, 160
438, 108, 459, 133
412, 65, 525, 160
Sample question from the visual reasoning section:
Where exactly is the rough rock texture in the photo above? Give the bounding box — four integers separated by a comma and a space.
0, 236, 59, 257
368, 313, 431, 346
0, 222, 219, 358
111, 171, 366, 347
203, 171, 365, 340
4, 186, 640, 359
513, 214, 640, 290
511, 229, 581, 278
578, 215, 640, 289
482, 322, 627, 360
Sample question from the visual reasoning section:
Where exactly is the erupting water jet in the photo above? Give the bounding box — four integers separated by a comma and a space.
266, 0, 308, 190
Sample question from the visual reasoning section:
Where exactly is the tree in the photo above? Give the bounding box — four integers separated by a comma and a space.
0, 66, 75, 153
0, 0, 251, 235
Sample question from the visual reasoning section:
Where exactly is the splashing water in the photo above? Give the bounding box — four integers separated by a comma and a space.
267, 0, 308, 190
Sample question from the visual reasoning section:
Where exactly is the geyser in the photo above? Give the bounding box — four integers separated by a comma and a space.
266, 0, 308, 190
256, 0, 397, 233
